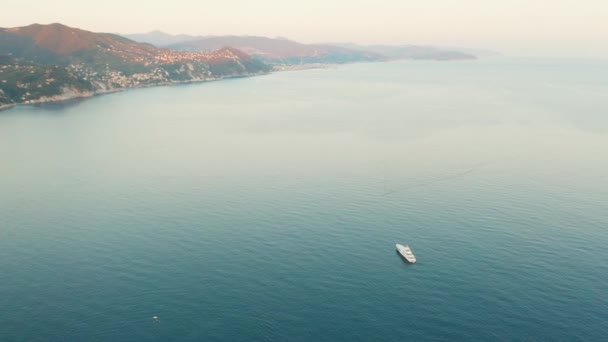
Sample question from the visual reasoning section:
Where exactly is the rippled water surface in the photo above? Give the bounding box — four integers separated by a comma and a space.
1, 59, 607, 341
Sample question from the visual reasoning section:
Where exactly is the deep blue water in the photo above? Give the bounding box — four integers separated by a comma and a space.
1, 59, 607, 341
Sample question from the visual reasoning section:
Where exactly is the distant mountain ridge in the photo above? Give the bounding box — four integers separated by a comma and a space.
124, 31, 478, 64
0, 23, 270, 107
124, 30, 203, 47
166, 36, 383, 65
335, 43, 477, 61
124, 32, 384, 65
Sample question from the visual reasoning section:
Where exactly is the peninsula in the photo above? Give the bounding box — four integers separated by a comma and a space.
1, 23, 479, 110
0, 24, 270, 108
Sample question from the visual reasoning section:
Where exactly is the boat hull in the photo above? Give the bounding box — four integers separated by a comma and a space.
396, 244, 417, 263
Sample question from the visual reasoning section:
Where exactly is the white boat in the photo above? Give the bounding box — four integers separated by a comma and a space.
396, 244, 416, 263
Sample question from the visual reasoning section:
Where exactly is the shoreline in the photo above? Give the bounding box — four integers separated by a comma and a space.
0, 71, 269, 112
0, 58, 477, 113
0, 103, 16, 111
0, 62, 395, 112
272, 63, 338, 72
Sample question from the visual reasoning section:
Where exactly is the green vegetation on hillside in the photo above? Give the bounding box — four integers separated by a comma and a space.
209, 58, 270, 76
0, 57, 93, 104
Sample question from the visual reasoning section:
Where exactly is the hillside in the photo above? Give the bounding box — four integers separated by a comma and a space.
0, 24, 270, 106
0, 55, 93, 105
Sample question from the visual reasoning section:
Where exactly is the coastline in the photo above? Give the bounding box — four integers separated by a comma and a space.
272, 63, 337, 72
0, 103, 16, 112
0, 58, 478, 113
0, 71, 269, 112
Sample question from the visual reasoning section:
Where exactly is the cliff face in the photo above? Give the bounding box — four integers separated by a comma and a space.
0, 24, 271, 106
0, 88, 13, 106
0, 96, 16, 110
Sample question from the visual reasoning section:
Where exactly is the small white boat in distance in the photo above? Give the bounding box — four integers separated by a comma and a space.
396, 244, 416, 263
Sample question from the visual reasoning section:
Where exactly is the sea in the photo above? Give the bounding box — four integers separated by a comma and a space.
1, 59, 607, 341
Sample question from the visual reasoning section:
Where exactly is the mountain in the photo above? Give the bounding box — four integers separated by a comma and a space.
124, 30, 202, 47
335, 43, 477, 61
0, 23, 270, 106
165, 36, 384, 64
125, 31, 479, 64
1, 23, 270, 73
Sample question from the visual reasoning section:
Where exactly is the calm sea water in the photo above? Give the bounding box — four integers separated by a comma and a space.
1, 59, 607, 341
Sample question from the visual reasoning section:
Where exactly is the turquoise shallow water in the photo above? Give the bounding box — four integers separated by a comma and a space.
1, 59, 608, 341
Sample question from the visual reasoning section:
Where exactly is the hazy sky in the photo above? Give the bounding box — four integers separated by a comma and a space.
4, 0, 608, 57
